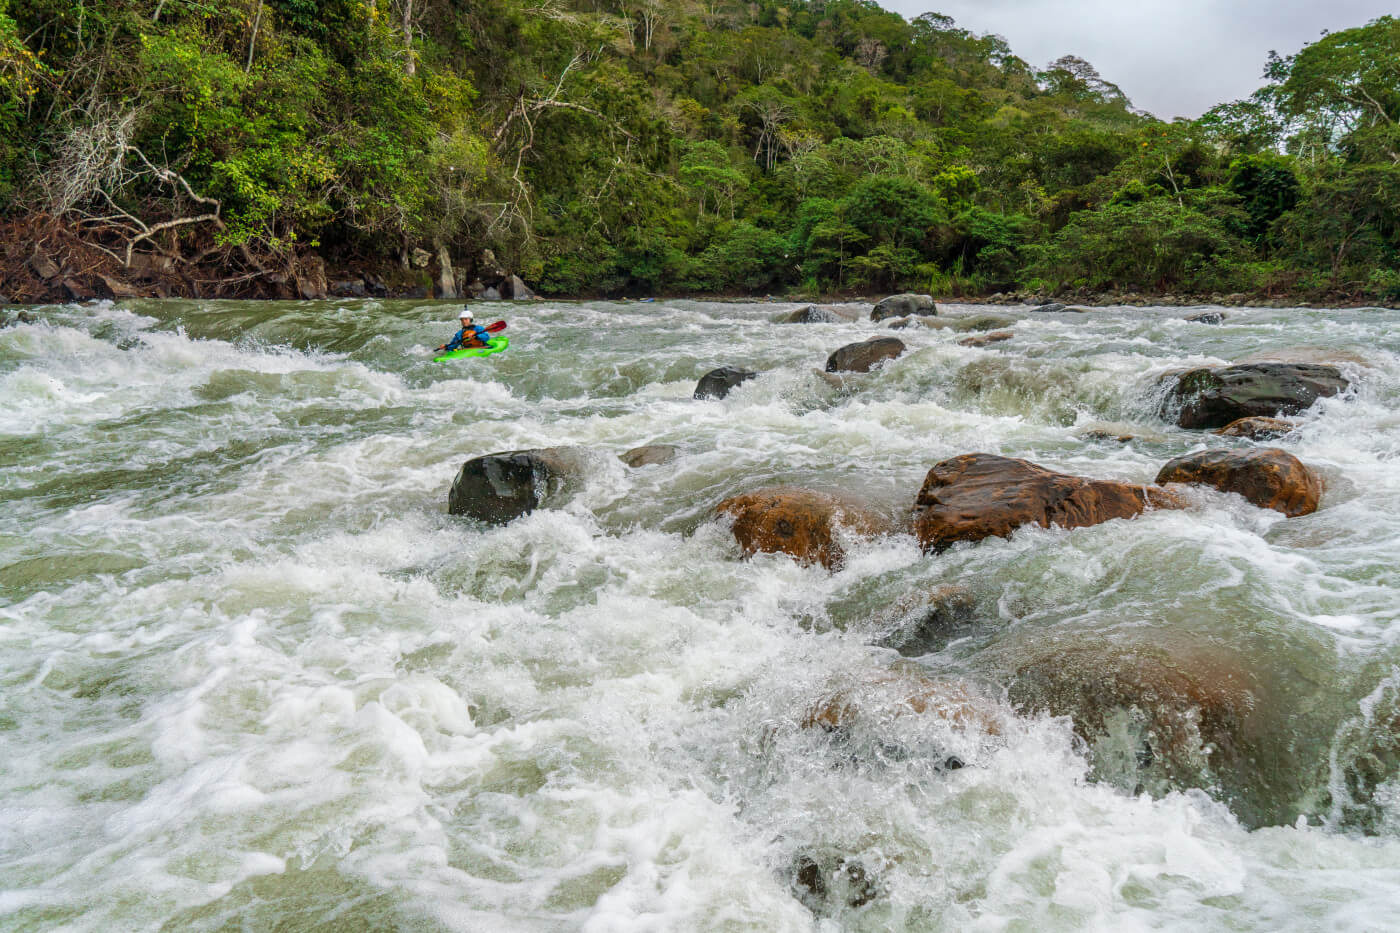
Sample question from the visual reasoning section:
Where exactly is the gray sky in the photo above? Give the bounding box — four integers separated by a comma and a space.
878, 0, 1395, 119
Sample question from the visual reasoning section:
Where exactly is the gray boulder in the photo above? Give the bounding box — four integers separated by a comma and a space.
1187, 311, 1225, 325
1031, 301, 1067, 313
826, 337, 905, 373
1161, 363, 1350, 429
694, 366, 759, 400
871, 293, 936, 323
448, 447, 591, 523
777, 305, 859, 324
507, 274, 536, 300
480, 287, 502, 301
330, 279, 367, 298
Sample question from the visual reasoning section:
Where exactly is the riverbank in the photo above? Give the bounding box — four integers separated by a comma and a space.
2, 218, 1394, 311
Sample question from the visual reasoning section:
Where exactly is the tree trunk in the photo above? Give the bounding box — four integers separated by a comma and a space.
402, 0, 415, 76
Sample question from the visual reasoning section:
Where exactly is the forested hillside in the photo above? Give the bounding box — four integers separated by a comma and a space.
2, 0, 1398, 301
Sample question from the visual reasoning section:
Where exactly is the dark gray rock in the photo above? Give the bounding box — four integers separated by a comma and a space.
871, 293, 936, 323
1161, 363, 1351, 429
694, 366, 759, 400
448, 447, 591, 523
825, 337, 905, 373
1187, 311, 1225, 325
330, 279, 368, 298
1031, 301, 1067, 313
620, 444, 678, 467
872, 585, 977, 656
777, 305, 859, 324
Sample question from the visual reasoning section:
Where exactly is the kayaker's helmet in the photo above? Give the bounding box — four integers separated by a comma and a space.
459, 311, 473, 322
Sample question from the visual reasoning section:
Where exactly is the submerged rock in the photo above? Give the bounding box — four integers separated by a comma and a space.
1160, 363, 1350, 429
790, 854, 879, 911
1031, 301, 1067, 313
1213, 416, 1296, 440
802, 672, 1003, 735
1010, 642, 1259, 804
448, 447, 591, 523
958, 330, 1014, 348
871, 585, 977, 656
777, 304, 860, 324
825, 337, 905, 373
1156, 447, 1322, 517
1186, 311, 1225, 325
694, 366, 760, 399
620, 444, 678, 468
715, 486, 893, 570
913, 453, 1183, 552
871, 293, 936, 322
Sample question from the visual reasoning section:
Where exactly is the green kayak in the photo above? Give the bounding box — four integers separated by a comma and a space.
435, 336, 508, 362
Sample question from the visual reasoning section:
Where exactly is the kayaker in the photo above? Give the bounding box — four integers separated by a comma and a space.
437, 310, 492, 352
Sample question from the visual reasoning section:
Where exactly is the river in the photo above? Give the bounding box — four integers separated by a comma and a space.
4, 298, 1400, 931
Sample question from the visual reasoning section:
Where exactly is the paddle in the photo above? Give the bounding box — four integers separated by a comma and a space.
434, 320, 508, 353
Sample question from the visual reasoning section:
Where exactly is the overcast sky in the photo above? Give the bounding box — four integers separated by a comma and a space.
877, 0, 1395, 119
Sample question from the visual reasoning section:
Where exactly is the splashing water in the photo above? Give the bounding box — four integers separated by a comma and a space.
5, 298, 1400, 931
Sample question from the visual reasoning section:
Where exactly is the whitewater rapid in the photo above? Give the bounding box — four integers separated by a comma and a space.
5, 298, 1400, 931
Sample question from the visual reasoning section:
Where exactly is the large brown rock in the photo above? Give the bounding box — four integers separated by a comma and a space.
1160, 363, 1350, 429
1010, 643, 1257, 799
1155, 447, 1322, 517
715, 487, 893, 570
913, 453, 1182, 552
825, 337, 905, 373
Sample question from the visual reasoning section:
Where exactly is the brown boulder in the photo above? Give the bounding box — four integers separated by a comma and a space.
825, 337, 905, 373
1155, 447, 1321, 517
913, 453, 1183, 552
1213, 417, 1296, 440
715, 487, 893, 570
620, 444, 678, 467
1010, 643, 1257, 797
958, 330, 1014, 348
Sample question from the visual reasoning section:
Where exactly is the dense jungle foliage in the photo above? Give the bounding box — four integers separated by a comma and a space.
2, 0, 1398, 299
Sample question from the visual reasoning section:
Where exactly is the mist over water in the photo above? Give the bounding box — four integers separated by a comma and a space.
5, 298, 1400, 930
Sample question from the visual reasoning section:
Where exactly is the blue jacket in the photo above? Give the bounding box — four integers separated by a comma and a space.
445, 324, 490, 351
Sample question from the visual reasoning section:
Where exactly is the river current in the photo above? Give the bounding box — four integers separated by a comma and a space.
4, 298, 1400, 931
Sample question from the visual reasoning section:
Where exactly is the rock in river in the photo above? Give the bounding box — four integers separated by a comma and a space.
1160, 363, 1350, 429
913, 453, 1183, 552
715, 486, 893, 570
694, 366, 759, 400
620, 444, 678, 468
1156, 447, 1322, 517
870, 293, 936, 323
777, 305, 860, 324
448, 447, 591, 523
1213, 416, 1296, 440
825, 337, 905, 373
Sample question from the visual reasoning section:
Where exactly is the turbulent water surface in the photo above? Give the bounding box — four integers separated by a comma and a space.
5, 298, 1400, 931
